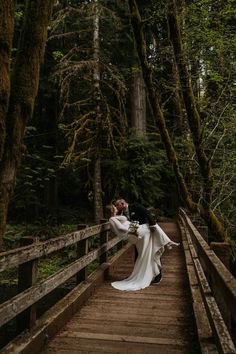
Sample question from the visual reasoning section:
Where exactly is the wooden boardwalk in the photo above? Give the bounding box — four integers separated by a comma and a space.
41, 222, 200, 354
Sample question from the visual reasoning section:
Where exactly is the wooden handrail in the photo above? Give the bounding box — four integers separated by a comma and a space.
0, 221, 125, 333
0, 234, 120, 328
179, 208, 236, 324
179, 208, 236, 353
0, 223, 110, 272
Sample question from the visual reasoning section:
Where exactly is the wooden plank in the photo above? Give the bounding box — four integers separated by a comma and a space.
71, 309, 188, 325
90, 292, 189, 303
67, 318, 191, 339
78, 306, 188, 319
42, 337, 191, 354
85, 297, 190, 310
57, 331, 189, 346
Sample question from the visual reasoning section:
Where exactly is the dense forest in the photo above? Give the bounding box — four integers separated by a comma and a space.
0, 0, 235, 260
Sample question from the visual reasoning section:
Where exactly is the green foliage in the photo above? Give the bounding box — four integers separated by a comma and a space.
2, 223, 78, 251
103, 135, 176, 212
38, 256, 64, 279
2, 225, 25, 249
52, 51, 64, 61
5, 0, 234, 244
0, 268, 18, 285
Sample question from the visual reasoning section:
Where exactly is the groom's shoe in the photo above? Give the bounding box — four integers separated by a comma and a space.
152, 271, 162, 284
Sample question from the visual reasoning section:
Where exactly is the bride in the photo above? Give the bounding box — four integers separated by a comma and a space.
109, 201, 179, 291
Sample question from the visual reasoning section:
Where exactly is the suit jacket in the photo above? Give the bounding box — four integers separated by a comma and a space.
128, 203, 156, 226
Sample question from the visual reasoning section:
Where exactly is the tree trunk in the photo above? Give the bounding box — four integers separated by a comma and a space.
0, 0, 55, 244
167, 0, 213, 208
0, 0, 15, 159
128, 0, 196, 211
131, 69, 146, 134
167, 0, 227, 241
128, 0, 227, 242
94, 156, 104, 223
93, 0, 104, 223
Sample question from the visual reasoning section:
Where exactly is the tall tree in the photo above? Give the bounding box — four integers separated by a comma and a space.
0, 1, 15, 159
128, 0, 227, 242
0, 0, 55, 245
131, 69, 146, 134
51, 0, 127, 222
92, 0, 103, 222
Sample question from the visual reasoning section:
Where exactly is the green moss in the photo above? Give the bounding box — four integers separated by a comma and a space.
38, 256, 64, 280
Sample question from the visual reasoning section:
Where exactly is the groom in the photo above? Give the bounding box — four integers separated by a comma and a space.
113, 198, 162, 284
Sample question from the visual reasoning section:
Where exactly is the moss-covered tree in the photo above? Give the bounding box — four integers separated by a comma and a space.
0, 1, 15, 159
128, 0, 227, 242
0, 0, 55, 245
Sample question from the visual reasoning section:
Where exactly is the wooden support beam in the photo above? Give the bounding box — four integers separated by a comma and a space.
76, 224, 88, 284
99, 219, 109, 264
17, 237, 38, 332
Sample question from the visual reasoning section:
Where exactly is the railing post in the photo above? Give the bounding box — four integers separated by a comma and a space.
99, 219, 108, 264
76, 224, 88, 284
17, 236, 38, 332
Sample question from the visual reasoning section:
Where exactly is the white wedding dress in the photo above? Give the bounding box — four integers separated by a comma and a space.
109, 215, 179, 291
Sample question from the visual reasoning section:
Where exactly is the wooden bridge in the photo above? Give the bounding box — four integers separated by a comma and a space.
0, 209, 236, 354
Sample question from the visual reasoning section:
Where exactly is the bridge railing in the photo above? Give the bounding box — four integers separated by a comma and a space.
179, 208, 236, 353
0, 220, 122, 337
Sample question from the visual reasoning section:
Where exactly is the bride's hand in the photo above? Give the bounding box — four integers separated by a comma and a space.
111, 204, 118, 216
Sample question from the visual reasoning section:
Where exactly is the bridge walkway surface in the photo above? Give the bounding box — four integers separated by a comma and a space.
41, 222, 200, 354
